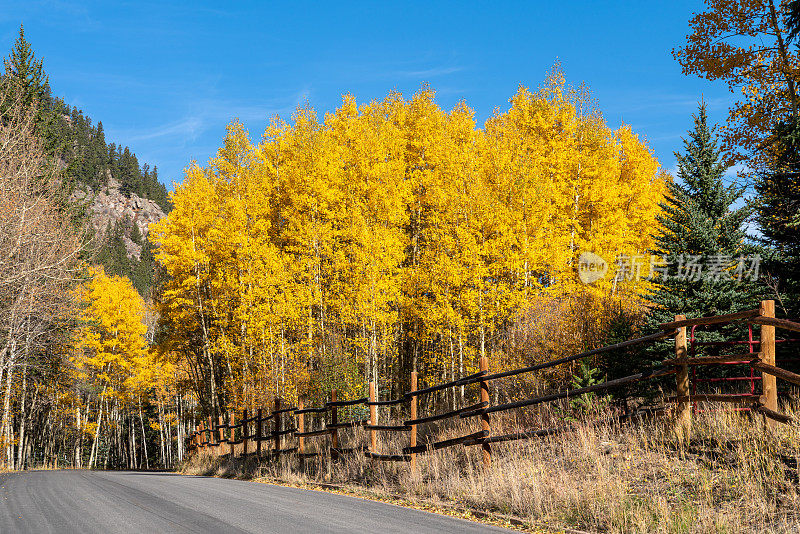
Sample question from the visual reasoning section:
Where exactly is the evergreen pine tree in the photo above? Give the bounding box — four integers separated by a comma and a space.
130, 221, 143, 246
754, 117, 800, 316
0, 30, 169, 297
38, 96, 69, 156
99, 220, 133, 280
1, 24, 50, 110
647, 104, 759, 324
598, 306, 645, 410
94, 222, 114, 267
149, 166, 171, 210
132, 239, 155, 297
637, 105, 762, 377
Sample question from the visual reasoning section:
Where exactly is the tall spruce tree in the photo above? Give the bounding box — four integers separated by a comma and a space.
132, 241, 156, 298
754, 117, 800, 316
647, 104, 759, 322
637, 105, 762, 376
2, 25, 49, 110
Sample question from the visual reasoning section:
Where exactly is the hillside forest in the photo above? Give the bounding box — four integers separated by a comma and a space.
2, 0, 800, 471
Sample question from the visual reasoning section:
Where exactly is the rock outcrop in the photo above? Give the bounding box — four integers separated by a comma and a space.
72, 177, 166, 261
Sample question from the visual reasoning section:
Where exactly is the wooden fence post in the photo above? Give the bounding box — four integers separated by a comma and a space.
218, 415, 224, 457
242, 409, 248, 458
330, 390, 339, 460
675, 314, 691, 441
368, 382, 377, 456
207, 416, 214, 450
409, 371, 418, 470
479, 356, 492, 468
256, 408, 262, 458
229, 412, 235, 457
761, 300, 778, 428
273, 397, 281, 456
297, 397, 305, 469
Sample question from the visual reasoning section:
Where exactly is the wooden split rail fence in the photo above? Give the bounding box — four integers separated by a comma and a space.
187, 300, 800, 468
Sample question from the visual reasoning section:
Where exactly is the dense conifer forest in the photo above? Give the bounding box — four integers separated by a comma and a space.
3, 25, 169, 296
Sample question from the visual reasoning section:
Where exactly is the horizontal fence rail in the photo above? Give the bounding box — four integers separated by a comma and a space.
750, 316, 800, 334
186, 300, 799, 471
455, 330, 676, 386
659, 308, 761, 330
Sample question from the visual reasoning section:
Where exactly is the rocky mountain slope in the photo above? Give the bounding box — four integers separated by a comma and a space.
73, 176, 166, 261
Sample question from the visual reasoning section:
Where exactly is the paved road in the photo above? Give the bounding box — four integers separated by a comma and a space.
0, 470, 513, 533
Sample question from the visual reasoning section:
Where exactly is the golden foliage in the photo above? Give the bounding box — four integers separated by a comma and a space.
152, 68, 667, 411
73, 267, 149, 404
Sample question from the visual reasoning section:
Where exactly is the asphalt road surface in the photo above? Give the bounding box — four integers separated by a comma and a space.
0, 470, 514, 533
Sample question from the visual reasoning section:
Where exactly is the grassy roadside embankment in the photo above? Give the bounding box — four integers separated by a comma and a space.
180, 405, 800, 533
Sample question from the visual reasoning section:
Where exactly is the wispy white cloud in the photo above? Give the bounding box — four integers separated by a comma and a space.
392, 66, 464, 78
188, 88, 311, 123
125, 117, 204, 142
664, 164, 679, 177
0, 0, 97, 30
106, 89, 310, 147
57, 71, 195, 96
666, 162, 753, 193
610, 92, 733, 114
119, 0, 240, 21
645, 133, 683, 143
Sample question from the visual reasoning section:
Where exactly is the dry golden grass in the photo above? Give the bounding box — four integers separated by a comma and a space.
181, 405, 800, 533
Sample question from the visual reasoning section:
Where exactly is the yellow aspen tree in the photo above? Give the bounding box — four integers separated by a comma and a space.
673, 0, 800, 169
151, 163, 223, 415
325, 94, 410, 392
152, 69, 668, 410
73, 267, 148, 467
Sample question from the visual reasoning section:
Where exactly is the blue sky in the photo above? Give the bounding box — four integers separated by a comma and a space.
1, 1, 734, 189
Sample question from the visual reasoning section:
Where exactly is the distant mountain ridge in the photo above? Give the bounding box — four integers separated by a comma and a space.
2, 25, 169, 296
49, 97, 171, 212
48, 83, 170, 297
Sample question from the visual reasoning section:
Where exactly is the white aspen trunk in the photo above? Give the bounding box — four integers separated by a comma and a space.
362, 319, 369, 386
139, 400, 149, 469
74, 405, 82, 468
479, 291, 486, 360
569, 126, 584, 266
16, 364, 27, 470
2, 360, 14, 469
102, 400, 113, 470
130, 415, 137, 469
157, 401, 165, 467
190, 228, 217, 417
88, 386, 107, 469
458, 331, 465, 403
371, 318, 378, 392
450, 340, 455, 409
176, 394, 184, 462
